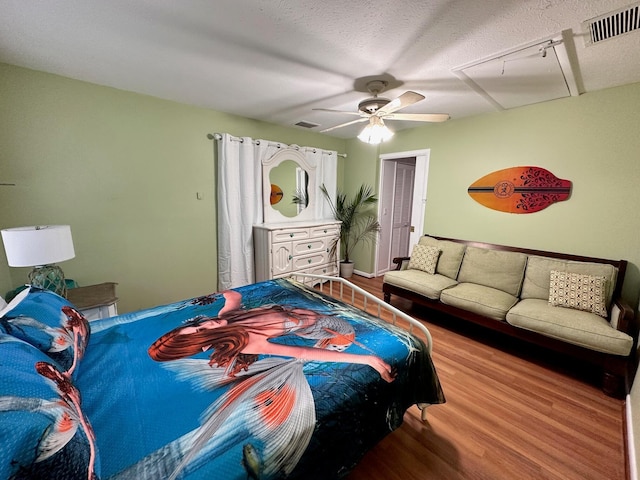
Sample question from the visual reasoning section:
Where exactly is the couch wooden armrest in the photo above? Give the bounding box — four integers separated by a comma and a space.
614, 298, 639, 348
392, 256, 410, 270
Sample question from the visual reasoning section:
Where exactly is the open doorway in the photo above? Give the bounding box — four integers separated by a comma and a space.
375, 149, 430, 276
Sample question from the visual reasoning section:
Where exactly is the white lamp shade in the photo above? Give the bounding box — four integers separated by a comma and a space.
1, 225, 75, 267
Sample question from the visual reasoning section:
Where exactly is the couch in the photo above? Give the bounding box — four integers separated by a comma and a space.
383, 235, 638, 398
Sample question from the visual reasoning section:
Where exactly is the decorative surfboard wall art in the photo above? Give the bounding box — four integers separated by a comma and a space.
468, 166, 572, 214
270, 184, 284, 205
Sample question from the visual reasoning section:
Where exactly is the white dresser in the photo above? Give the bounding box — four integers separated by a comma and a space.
254, 220, 341, 282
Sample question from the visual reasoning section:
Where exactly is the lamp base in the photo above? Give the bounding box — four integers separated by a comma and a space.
28, 265, 68, 298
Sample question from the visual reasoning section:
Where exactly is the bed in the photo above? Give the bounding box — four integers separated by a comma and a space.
1, 275, 445, 480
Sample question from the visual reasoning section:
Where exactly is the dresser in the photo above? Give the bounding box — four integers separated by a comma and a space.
254, 220, 341, 282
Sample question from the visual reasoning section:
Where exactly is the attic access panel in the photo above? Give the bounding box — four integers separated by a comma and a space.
454, 34, 579, 111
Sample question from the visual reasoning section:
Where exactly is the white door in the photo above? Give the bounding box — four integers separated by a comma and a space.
390, 163, 415, 260
376, 149, 430, 276
376, 161, 396, 273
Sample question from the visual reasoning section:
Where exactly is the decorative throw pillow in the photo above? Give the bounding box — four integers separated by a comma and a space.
0, 286, 90, 377
0, 334, 99, 480
408, 245, 441, 275
548, 270, 608, 317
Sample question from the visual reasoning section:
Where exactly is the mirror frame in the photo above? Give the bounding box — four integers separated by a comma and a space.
262, 148, 317, 223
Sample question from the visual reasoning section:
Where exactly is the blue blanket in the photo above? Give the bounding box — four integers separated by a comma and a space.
1, 279, 444, 479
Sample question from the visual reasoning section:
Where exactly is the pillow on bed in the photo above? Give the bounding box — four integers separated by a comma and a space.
548, 270, 608, 317
0, 287, 90, 377
0, 334, 99, 480
408, 244, 441, 274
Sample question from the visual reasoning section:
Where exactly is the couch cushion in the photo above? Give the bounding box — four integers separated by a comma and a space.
440, 283, 519, 321
506, 298, 633, 356
384, 269, 458, 300
407, 244, 441, 274
456, 246, 528, 297
418, 236, 466, 280
521, 256, 618, 307
548, 271, 608, 317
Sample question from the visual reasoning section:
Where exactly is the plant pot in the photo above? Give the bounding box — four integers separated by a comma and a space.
340, 261, 355, 278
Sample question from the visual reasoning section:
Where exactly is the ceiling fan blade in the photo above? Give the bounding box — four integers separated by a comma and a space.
320, 117, 369, 133
384, 113, 450, 122
312, 108, 363, 116
376, 91, 425, 116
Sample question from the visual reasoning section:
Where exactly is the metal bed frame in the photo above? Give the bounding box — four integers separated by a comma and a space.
287, 274, 435, 420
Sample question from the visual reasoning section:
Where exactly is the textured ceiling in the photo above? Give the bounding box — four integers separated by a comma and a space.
1, 0, 639, 138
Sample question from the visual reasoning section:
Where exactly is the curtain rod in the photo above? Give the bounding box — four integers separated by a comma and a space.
207, 132, 347, 158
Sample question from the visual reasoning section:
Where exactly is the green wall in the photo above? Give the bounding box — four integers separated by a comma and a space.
0, 63, 345, 312
347, 82, 640, 308
2, 61, 639, 311
343, 84, 640, 471
338, 140, 383, 270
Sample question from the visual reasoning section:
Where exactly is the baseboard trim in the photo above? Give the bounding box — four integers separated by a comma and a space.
628, 394, 637, 480
353, 269, 375, 278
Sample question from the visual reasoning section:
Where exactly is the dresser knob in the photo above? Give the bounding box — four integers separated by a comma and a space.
289, 233, 294, 237
307, 244, 311, 249
308, 259, 312, 264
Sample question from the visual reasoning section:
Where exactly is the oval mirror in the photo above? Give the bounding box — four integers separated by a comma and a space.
269, 160, 309, 218
262, 148, 316, 223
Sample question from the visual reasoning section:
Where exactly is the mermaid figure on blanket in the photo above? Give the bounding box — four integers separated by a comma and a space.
123, 289, 396, 480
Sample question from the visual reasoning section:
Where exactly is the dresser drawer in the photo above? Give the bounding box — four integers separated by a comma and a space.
289, 262, 340, 285
309, 225, 340, 238
272, 228, 309, 243
292, 237, 329, 255
291, 251, 328, 270
307, 262, 339, 277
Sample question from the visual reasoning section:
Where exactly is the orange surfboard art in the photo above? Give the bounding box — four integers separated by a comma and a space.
468, 166, 572, 214
270, 184, 284, 205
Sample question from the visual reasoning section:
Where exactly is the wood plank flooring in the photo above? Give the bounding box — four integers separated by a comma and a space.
339, 275, 628, 480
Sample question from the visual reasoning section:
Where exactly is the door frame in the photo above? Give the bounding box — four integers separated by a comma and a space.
375, 148, 430, 276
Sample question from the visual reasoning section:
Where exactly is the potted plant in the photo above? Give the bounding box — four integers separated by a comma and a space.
320, 183, 381, 278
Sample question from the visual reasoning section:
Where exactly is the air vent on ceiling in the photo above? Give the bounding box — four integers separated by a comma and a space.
583, 2, 640, 46
294, 120, 319, 129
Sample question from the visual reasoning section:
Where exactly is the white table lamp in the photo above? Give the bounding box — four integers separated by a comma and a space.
1, 225, 75, 297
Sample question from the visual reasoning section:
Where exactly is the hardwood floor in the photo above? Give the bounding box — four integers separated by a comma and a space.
340, 275, 628, 480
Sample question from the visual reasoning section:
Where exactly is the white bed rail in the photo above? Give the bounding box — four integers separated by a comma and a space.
287, 273, 433, 356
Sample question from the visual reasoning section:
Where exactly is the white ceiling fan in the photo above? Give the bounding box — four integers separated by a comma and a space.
314, 80, 450, 143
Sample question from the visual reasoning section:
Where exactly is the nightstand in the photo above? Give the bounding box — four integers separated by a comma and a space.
67, 282, 118, 321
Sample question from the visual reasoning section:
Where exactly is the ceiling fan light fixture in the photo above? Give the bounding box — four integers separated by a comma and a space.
357, 117, 394, 145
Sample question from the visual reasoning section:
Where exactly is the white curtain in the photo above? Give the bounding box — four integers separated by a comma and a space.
217, 134, 338, 290
217, 134, 278, 290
